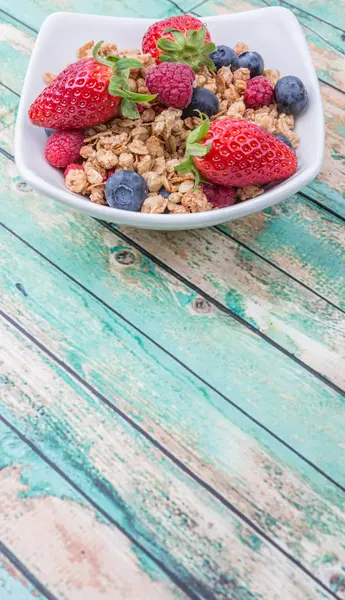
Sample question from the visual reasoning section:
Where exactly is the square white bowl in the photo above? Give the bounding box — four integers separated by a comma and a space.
15, 7, 324, 231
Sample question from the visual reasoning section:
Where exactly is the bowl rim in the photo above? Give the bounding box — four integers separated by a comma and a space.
15, 6, 324, 229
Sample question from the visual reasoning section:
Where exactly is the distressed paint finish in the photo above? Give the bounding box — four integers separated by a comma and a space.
2, 214, 345, 594
0, 555, 45, 600
2, 176, 345, 484
0, 319, 341, 600
1, 0, 345, 598
0, 422, 188, 600
1, 158, 345, 389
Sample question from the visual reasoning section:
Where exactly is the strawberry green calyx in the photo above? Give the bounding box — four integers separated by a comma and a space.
157, 27, 216, 72
93, 41, 156, 119
175, 111, 212, 188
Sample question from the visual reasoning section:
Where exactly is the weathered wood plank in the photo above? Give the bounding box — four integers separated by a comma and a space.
0, 0, 194, 30
0, 318, 340, 600
274, 0, 345, 31
220, 195, 345, 309
1, 153, 345, 477
1, 151, 345, 389
0, 85, 18, 131
2, 197, 345, 596
0, 418, 189, 600
0, 554, 46, 600
0, 12, 35, 94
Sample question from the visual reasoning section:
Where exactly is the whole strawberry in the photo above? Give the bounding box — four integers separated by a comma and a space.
146, 62, 195, 109
45, 130, 84, 168
243, 76, 274, 109
142, 15, 215, 71
195, 119, 297, 187
29, 42, 156, 128
176, 117, 297, 187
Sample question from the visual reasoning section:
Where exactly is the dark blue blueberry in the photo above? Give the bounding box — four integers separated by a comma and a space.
45, 128, 56, 137
159, 187, 170, 199
230, 51, 264, 78
274, 134, 295, 152
274, 76, 308, 116
105, 170, 147, 211
209, 45, 236, 70
182, 88, 219, 119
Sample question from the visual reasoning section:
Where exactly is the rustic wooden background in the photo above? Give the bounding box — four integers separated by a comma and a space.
0, 0, 345, 598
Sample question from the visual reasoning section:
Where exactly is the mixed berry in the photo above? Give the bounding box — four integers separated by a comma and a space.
28, 14, 308, 215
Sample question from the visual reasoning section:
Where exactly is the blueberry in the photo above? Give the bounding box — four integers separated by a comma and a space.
182, 88, 219, 119
274, 134, 295, 152
209, 45, 236, 70
45, 128, 56, 137
159, 187, 170, 199
274, 76, 308, 116
105, 170, 147, 211
230, 51, 264, 78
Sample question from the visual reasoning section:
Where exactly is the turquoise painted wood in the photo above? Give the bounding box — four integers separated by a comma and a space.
0, 555, 45, 600
1, 0, 345, 598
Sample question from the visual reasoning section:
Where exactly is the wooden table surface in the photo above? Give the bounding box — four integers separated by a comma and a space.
0, 0, 345, 598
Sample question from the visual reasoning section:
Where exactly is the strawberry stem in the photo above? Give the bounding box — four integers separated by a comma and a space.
93, 41, 157, 119
157, 26, 216, 72
175, 112, 212, 189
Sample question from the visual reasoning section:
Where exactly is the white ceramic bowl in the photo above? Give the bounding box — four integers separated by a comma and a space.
15, 7, 324, 230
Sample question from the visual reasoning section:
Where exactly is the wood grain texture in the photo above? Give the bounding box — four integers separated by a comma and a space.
0, 419, 188, 600
0, 318, 341, 600
0, 554, 46, 600
2, 183, 345, 597
1, 122, 345, 388
1, 160, 345, 484
1, 1, 345, 598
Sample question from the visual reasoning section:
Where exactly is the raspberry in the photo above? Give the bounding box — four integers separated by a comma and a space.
64, 163, 84, 177
200, 183, 236, 208
45, 130, 85, 168
243, 76, 274, 109
146, 62, 195, 109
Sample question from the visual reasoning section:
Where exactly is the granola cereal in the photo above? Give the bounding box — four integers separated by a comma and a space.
35, 25, 303, 216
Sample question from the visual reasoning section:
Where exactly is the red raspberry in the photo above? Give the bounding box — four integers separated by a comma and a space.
200, 183, 236, 208
146, 62, 195, 109
64, 163, 84, 177
45, 130, 84, 168
243, 76, 274, 109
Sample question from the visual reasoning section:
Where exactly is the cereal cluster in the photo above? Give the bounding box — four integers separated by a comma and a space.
60, 40, 299, 214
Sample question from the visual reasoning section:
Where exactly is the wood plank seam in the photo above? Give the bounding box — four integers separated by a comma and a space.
0, 82, 20, 98
274, 0, 345, 33
0, 352, 342, 600
0, 541, 58, 600
104, 222, 345, 396
2, 137, 345, 394
0, 7, 38, 33
214, 226, 345, 314
2, 220, 345, 496
0, 414, 202, 600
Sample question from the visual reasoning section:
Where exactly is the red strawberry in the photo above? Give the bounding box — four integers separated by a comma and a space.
146, 62, 195, 109
29, 42, 157, 129
142, 15, 215, 71
194, 119, 298, 187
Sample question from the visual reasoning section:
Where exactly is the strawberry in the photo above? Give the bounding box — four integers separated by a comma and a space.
142, 15, 216, 71
29, 42, 157, 129
176, 116, 298, 187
